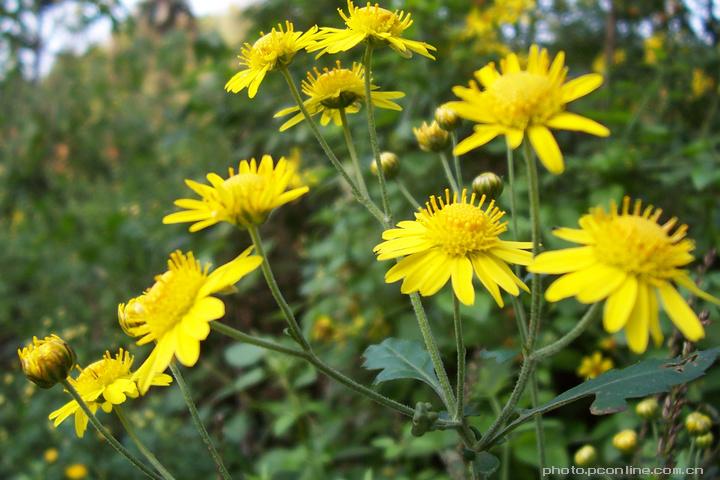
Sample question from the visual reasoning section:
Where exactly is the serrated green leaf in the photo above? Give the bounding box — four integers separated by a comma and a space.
362, 338, 442, 397
502, 348, 719, 438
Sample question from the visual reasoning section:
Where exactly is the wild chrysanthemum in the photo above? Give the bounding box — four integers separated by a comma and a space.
48, 349, 171, 437
529, 197, 720, 353
163, 155, 309, 231
225, 21, 320, 98
118, 249, 262, 393
374, 189, 532, 306
446, 44, 610, 174
18, 334, 76, 388
274, 61, 404, 131
577, 351, 614, 380
309, 1, 436, 59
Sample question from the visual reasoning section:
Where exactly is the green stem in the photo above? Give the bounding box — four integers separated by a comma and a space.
529, 379, 546, 474
169, 363, 231, 480
59, 380, 162, 480
115, 407, 176, 480
505, 145, 521, 251
453, 295, 465, 421
490, 397, 510, 480
248, 224, 312, 352
439, 151, 460, 192
362, 42, 392, 222
396, 179, 421, 209
280, 67, 386, 225
451, 132, 462, 188
339, 106, 369, 197
211, 322, 306, 358
531, 304, 601, 360
409, 293, 456, 416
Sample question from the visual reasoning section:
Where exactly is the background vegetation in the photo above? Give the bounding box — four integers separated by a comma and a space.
1, 0, 719, 478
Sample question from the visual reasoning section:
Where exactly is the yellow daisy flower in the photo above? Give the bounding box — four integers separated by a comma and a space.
374, 189, 532, 306
309, 1, 436, 59
577, 351, 614, 380
225, 21, 320, 98
118, 249, 262, 393
529, 197, 720, 353
446, 44, 610, 174
163, 155, 309, 231
48, 349, 171, 438
274, 61, 404, 131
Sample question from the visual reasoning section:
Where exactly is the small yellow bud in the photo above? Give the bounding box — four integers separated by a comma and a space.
311, 315, 337, 342
65, 463, 89, 479
612, 429, 637, 454
17, 334, 75, 389
434, 105, 460, 131
635, 397, 659, 419
472, 172, 504, 200
695, 432, 714, 449
573, 445, 597, 466
413, 121, 449, 152
43, 448, 59, 463
370, 152, 400, 179
685, 412, 712, 435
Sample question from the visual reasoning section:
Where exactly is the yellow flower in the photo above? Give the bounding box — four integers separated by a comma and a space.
612, 429, 637, 453
691, 68, 715, 98
644, 34, 664, 65
529, 197, 720, 353
44, 448, 59, 463
576, 351, 614, 380
573, 444, 597, 466
18, 334, 76, 389
225, 21, 320, 98
686, 411, 712, 435
311, 315, 337, 342
309, 1, 436, 59
413, 120, 450, 152
274, 61, 404, 131
48, 349, 171, 438
64, 464, 88, 479
635, 397, 659, 419
374, 189, 532, 306
447, 45, 610, 174
163, 155, 309, 231
118, 249, 262, 393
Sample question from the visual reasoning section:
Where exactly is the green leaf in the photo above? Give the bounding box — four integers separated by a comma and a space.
504, 348, 719, 437
363, 338, 442, 397
224, 343, 266, 368
475, 452, 500, 476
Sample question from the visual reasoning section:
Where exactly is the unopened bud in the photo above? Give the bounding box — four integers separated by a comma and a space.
472, 172, 504, 200
685, 412, 712, 435
370, 151, 399, 179
434, 105, 460, 131
413, 121, 449, 152
573, 445, 597, 466
612, 429, 637, 454
635, 397, 659, 419
18, 335, 76, 388
695, 432, 714, 449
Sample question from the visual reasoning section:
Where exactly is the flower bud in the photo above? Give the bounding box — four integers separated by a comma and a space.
413, 121, 449, 152
635, 397, 659, 419
18, 335, 76, 389
434, 105, 460, 131
695, 432, 714, 449
612, 429, 637, 454
573, 445, 597, 466
685, 412, 712, 435
370, 151, 400, 179
472, 172, 504, 200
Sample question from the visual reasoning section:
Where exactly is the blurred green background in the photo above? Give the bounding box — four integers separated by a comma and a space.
1, 0, 719, 478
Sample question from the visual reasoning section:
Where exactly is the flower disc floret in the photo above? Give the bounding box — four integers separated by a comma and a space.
118, 248, 262, 393
529, 196, 720, 353
447, 44, 610, 174
164, 155, 309, 231
374, 189, 532, 306
309, 1, 436, 59
48, 349, 172, 437
225, 21, 320, 98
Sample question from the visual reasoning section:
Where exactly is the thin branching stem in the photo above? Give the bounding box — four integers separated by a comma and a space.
115, 407, 176, 480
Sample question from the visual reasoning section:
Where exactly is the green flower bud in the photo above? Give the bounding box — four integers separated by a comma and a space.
411, 401, 438, 437
685, 412, 712, 435
472, 172, 504, 200
695, 432, 714, 449
612, 429, 637, 454
370, 151, 400, 179
573, 445, 597, 466
18, 335, 76, 389
434, 105, 460, 131
413, 121, 449, 152
635, 397, 659, 419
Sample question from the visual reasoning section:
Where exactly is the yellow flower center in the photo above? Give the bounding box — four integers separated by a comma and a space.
487, 72, 562, 129
248, 29, 296, 70
74, 352, 133, 396
422, 198, 506, 257
590, 212, 692, 281
346, 4, 406, 36
305, 67, 364, 109
221, 173, 274, 224
143, 268, 206, 337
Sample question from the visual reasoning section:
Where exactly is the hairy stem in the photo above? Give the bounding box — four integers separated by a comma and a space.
115, 407, 176, 480
339, 106, 369, 197
396, 178, 421, 209
440, 151, 460, 192
451, 132, 463, 188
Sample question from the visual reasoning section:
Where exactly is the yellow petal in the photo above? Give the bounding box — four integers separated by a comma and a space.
470, 254, 504, 307
454, 126, 503, 155
546, 112, 610, 137
648, 288, 663, 346
528, 125, 564, 174
603, 276, 638, 333
625, 281, 650, 353
562, 74, 603, 102
528, 247, 596, 274
545, 266, 604, 302
675, 275, 720, 306
552, 227, 593, 244
657, 282, 704, 341
451, 257, 475, 305
175, 331, 201, 367
576, 265, 626, 304
505, 129, 524, 149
